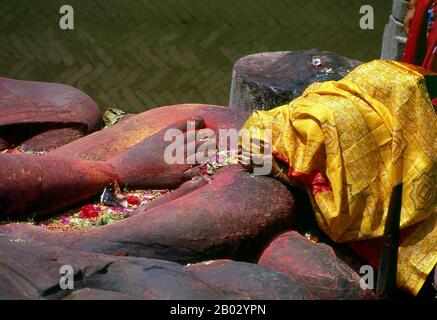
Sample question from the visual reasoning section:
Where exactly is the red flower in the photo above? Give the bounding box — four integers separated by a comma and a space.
80, 204, 100, 219
126, 195, 141, 206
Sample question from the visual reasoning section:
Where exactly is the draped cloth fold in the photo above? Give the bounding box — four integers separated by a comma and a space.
241, 60, 437, 295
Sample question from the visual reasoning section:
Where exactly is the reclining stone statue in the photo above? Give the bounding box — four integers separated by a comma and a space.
0, 59, 435, 299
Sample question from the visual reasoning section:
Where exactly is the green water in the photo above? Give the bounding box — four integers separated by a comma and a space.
0, 0, 391, 113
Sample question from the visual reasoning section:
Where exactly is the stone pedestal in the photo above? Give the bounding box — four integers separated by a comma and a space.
381, 0, 408, 60
229, 49, 362, 112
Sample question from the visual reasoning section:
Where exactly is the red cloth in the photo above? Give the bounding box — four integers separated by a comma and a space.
402, 0, 437, 70
402, 0, 437, 106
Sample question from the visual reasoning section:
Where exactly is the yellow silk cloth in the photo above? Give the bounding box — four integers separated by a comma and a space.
241, 60, 437, 295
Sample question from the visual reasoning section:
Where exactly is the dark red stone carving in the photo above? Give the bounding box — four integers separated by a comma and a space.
258, 231, 376, 300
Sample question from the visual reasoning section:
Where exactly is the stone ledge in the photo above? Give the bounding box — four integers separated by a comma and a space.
392, 0, 408, 22
229, 49, 362, 112
381, 13, 407, 60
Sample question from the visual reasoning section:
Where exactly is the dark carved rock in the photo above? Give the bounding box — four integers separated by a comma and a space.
129, 175, 210, 215
0, 77, 103, 151
0, 153, 117, 218
258, 231, 376, 300
229, 49, 362, 112
64, 289, 138, 300
74, 259, 314, 300
0, 237, 313, 300
0, 136, 6, 149
50, 104, 249, 161
0, 105, 249, 218
187, 260, 314, 300
0, 166, 295, 264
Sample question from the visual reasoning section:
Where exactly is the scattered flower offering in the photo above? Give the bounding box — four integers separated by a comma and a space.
39, 188, 170, 232
304, 232, 319, 244
199, 149, 238, 176
37, 148, 238, 232
126, 195, 141, 206
103, 107, 127, 128
80, 204, 101, 219
1, 146, 47, 156
312, 56, 322, 67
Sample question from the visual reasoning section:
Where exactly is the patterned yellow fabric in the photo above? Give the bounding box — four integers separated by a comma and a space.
241, 60, 437, 295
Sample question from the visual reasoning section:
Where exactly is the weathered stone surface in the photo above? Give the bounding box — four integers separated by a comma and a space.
78, 258, 314, 300
229, 49, 362, 112
258, 231, 376, 300
381, 11, 407, 61
0, 77, 102, 151
0, 166, 295, 264
392, 0, 408, 22
0, 152, 117, 218
130, 175, 210, 215
0, 105, 248, 218
187, 260, 314, 300
0, 237, 313, 300
64, 289, 138, 300
50, 104, 249, 161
